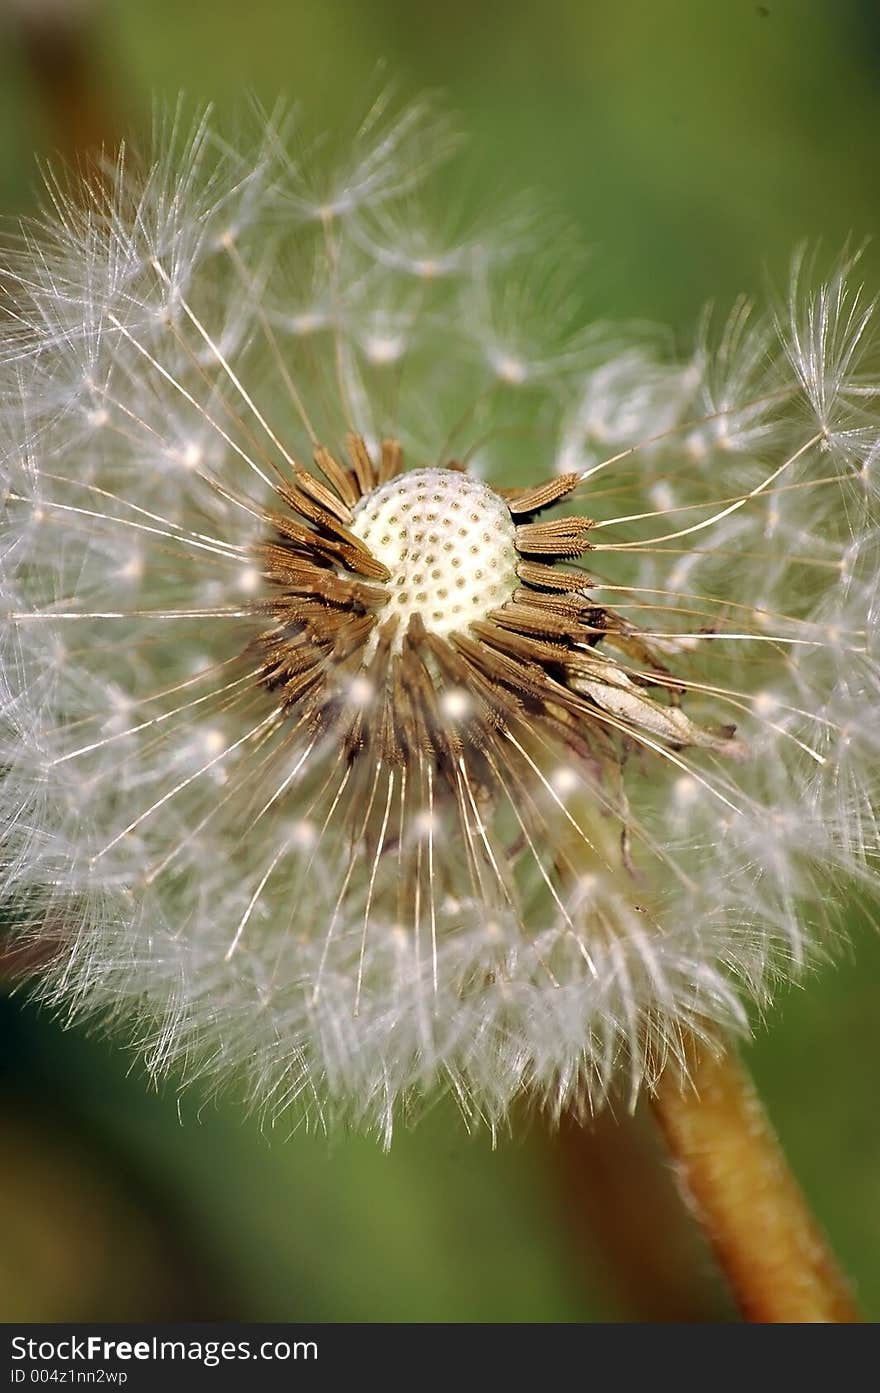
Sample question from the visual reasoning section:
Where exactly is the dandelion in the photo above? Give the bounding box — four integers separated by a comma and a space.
1, 98, 878, 1319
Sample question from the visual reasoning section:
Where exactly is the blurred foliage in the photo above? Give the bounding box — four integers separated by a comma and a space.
0, 0, 878, 1322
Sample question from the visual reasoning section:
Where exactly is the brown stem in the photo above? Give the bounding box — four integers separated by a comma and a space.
554, 1103, 735, 1321
651, 1034, 861, 1323
13, 2, 121, 164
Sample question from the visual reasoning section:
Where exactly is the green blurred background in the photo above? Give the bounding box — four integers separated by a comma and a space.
1, 0, 878, 1323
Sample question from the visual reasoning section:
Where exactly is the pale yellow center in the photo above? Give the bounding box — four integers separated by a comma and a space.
350, 468, 519, 643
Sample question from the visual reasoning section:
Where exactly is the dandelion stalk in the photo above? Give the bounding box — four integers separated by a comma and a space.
7, 0, 119, 163
652, 1034, 861, 1322
554, 1103, 733, 1321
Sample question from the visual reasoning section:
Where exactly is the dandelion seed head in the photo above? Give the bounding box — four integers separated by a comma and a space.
1, 98, 879, 1142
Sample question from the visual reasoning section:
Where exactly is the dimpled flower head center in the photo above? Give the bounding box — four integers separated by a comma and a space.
349, 468, 519, 640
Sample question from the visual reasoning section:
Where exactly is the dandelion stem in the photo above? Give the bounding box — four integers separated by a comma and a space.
554, 1105, 733, 1321
651, 1034, 861, 1323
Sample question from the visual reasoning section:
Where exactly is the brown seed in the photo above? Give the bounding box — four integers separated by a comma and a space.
314, 446, 359, 507
515, 516, 595, 557
504, 471, 581, 516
